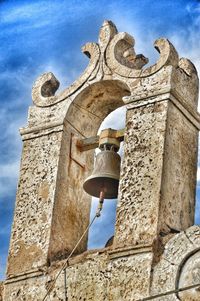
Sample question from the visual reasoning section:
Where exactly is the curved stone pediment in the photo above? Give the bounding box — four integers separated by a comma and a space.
31, 20, 198, 108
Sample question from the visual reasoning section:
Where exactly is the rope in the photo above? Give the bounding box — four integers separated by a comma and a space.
42, 194, 104, 301
139, 282, 200, 300
42, 215, 97, 300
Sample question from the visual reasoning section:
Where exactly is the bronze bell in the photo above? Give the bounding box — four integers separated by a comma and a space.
83, 145, 121, 199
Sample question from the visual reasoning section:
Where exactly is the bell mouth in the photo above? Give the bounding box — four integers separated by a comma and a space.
83, 176, 119, 199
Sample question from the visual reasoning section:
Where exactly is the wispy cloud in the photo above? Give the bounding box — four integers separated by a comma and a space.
0, 161, 20, 179
99, 107, 126, 132
0, 0, 104, 34
196, 165, 200, 183
0, 2, 48, 23
0, 251, 8, 280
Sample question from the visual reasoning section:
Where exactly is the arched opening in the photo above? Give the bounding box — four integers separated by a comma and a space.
48, 80, 130, 261
87, 106, 126, 249
66, 80, 130, 137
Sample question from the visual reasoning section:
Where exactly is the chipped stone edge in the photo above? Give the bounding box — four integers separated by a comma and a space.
4, 269, 45, 285
19, 121, 64, 141
108, 244, 153, 260
123, 92, 200, 130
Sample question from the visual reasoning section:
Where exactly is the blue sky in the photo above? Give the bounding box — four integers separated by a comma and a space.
0, 0, 200, 280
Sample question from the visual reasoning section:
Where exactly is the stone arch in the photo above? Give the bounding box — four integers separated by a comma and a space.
151, 226, 200, 300
47, 79, 130, 263
176, 248, 200, 300
65, 80, 130, 137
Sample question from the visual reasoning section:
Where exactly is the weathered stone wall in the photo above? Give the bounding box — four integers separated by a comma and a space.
114, 97, 199, 249
151, 225, 200, 301
3, 20, 200, 301
47, 122, 93, 262
159, 101, 198, 233
4, 246, 153, 301
0, 282, 3, 301
115, 100, 168, 248
7, 131, 63, 276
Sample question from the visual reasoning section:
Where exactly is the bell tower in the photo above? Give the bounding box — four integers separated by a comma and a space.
3, 21, 200, 301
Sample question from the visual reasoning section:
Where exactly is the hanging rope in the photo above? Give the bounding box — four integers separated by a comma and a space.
42, 192, 104, 301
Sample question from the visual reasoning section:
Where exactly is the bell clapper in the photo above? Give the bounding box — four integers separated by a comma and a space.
96, 190, 105, 217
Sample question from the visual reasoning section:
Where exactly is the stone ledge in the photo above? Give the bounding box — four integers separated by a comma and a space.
19, 121, 64, 140
108, 244, 153, 260
4, 268, 45, 285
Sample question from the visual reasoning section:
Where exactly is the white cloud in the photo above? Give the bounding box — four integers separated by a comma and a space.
0, 251, 8, 280
0, 0, 101, 33
0, 181, 17, 202
0, 113, 24, 153
0, 1, 63, 25
0, 161, 19, 200
0, 111, 23, 201
99, 106, 126, 133
0, 161, 20, 179
197, 166, 200, 182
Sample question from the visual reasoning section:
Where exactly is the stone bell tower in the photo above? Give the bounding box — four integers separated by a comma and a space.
2, 20, 200, 300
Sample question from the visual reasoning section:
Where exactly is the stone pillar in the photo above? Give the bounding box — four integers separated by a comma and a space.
114, 63, 199, 249
6, 126, 63, 276
6, 120, 93, 277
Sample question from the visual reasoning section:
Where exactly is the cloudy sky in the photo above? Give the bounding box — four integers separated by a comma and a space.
0, 0, 200, 280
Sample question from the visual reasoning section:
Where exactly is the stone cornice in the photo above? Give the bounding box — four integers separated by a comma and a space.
19, 121, 64, 140
123, 92, 200, 130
